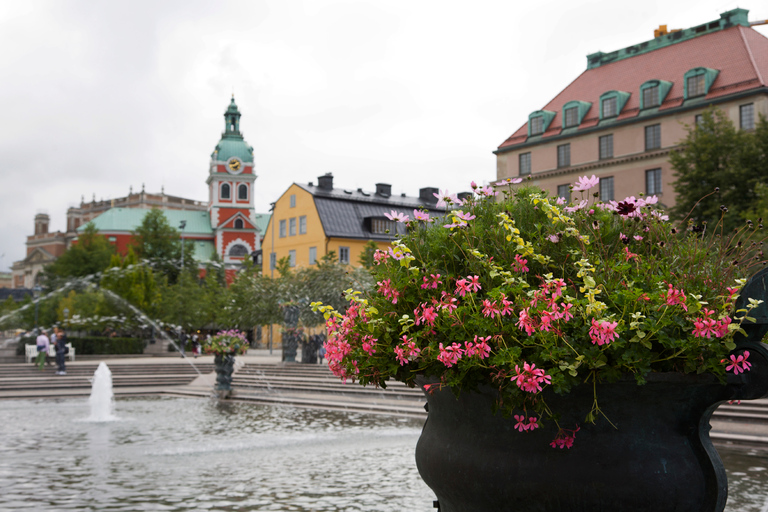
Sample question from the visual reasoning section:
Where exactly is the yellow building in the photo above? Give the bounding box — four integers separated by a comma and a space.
262, 173, 444, 272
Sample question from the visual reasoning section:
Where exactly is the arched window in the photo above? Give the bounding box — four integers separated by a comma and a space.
221, 183, 231, 200
234, 219, 244, 229
238, 184, 248, 200
229, 244, 248, 257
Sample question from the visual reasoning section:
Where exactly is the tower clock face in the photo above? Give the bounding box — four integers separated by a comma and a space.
227, 157, 243, 174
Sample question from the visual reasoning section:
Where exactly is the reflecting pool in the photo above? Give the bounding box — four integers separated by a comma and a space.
1, 397, 767, 511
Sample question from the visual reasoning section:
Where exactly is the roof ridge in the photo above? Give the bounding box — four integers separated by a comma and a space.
739, 25, 765, 87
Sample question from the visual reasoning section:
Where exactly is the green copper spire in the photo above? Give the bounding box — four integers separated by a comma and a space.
211, 95, 254, 163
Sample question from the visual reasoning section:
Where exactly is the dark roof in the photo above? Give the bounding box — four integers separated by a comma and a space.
498, 23, 768, 150
0, 288, 33, 302
296, 183, 445, 241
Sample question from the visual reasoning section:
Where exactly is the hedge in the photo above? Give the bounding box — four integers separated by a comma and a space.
17, 336, 145, 355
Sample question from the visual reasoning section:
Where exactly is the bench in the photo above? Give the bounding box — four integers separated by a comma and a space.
25, 344, 76, 364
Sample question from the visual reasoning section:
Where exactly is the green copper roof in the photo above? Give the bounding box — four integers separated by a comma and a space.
190, 240, 216, 262
253, 212, 270, 234
587, 8, 751, 69
77, 208, 213, 236
211, 95, 254, 163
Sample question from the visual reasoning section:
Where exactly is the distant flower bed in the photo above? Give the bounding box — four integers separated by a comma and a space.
202, 330, 249, 355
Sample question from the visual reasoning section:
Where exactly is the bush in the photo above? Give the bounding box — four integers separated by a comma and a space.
69, 337, 145, 355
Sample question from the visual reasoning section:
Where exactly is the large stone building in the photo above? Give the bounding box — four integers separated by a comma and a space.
494, 8, 768, 207
11, 97, 268, 288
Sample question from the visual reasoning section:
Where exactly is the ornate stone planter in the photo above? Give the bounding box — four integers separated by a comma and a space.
214, 353, 236, 392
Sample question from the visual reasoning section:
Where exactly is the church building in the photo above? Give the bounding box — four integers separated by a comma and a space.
11, 97, 268, 288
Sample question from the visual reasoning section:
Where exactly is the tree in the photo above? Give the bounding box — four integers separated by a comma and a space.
100, 246, 161, 317
358, 240, 379, 269
43, 223, 115, 283
669, 108, 767, 233
130, 208, 195, 282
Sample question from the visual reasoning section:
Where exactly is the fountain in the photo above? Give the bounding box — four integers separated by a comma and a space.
87, 362, 117, 422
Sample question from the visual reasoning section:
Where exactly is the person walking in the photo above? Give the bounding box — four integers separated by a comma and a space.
54, 328, 68, 375
35, 330, 50, 371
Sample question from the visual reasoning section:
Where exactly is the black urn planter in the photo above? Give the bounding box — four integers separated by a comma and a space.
214, 353, 236, 391
415, 353, 768, 512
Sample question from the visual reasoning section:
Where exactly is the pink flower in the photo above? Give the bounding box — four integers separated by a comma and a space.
482, 299, 500, 318
455, 278, 470, 297
514, 414, 528, 432
512, 362, 551, 393
433, 190, 459, 207
455, 210, 476, 222
500, 294, 514, 316
550, 426, 579, 449
556, 196, 566, 205
589, 318, 619, 346
414, 304, 438, 327
725, 351, 751, 374
373, 249, 390, 265
361, 335, 377, 355
664, 284, 688, 311
377, 279, 401, 304
437, 342, 463, 368
547, 234, 560, 243
466, 275, 482, 292
513, 254, 529, 273
623, 246, 638, 262
465, 335, 491, 359
564, 200, 588, 214
420, 273, 443, 290
413, 210, 431, 222
516, 308, 538, 336
573, 175, 599, 192
439, 291, 458, 313
394, 335, 420, 366
495, 177, 523, 186
384, 210, 409, 223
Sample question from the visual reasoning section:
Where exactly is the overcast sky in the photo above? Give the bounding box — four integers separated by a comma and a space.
1, 0, 767, 271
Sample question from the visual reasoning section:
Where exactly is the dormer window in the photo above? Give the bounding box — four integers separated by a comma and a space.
564, 107, 578, 128
599, 91, 630, 120
530, 116, 544, 135
602, 97, 617, 118
687, 75, 705, 97
561, 100, 591, 129
639, 80, 672, 110
643, 86, 659, 107
234, 219, 244, 229
683, 67, 719, 99
527, 110, 555, 137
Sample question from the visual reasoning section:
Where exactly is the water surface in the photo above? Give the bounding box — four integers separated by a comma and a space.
1, 397, 768, 511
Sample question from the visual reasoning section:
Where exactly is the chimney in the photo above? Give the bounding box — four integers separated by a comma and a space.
34, 213, 50, 235
317, 173, 334, 190
375, 183, 392, 197
419, 187, 439, 204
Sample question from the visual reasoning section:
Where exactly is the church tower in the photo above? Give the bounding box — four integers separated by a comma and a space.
207, 96, 260, 264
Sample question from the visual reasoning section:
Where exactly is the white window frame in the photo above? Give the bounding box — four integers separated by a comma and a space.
339, 246, 350, 265
289, 218, 297, 236
279, 219, 286, 238
309, 247, 317, 265
299, 215, 307, 235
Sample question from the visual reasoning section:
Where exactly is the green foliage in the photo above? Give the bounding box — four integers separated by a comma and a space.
67, 336, 145, 355
99, 247, 161, 316
130, 208, 195, 283
358, 241, 379, 269
43, 223, 115, 283
669, 108, 768, 233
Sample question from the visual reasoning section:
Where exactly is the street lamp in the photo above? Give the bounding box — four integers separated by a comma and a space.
268, 203, 276, 355
33, 285, 42, 334
179, 220, 187, 271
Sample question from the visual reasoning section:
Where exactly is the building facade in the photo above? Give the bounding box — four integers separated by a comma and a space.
261, 173, 444, 272
495, 9, 768, 208
11, 97, 267, 287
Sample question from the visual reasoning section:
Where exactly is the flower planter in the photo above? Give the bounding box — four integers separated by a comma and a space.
214, 353, 236, 391
415, 370, 758, 512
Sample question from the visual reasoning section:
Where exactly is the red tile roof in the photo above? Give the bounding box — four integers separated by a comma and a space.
497, 25, 768, 150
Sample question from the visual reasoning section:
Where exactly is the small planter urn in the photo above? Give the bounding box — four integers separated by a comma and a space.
214, 353, 236, 391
